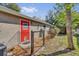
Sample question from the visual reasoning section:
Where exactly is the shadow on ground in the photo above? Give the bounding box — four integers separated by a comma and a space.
39, 48, 73, 56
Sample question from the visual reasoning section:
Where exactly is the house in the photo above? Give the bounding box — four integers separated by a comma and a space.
0, 5, 52, 49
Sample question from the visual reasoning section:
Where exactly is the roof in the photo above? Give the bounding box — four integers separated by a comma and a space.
0, 5, 52, 26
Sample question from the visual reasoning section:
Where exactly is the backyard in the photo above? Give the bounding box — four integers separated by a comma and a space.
34, 35, 79, 56
0, 3, 79, 56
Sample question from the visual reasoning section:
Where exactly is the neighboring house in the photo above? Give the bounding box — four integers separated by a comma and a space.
0, 5, 52, 49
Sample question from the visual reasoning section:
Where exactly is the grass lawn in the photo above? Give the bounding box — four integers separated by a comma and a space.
35, 35, 79, 56
58, 36, 79, 56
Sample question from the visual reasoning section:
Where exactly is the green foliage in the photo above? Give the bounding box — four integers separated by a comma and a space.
56, 11, 66, 28
0, 3, 20, 12
72, 11, 79, 29
7, 3, 20, 12
46, 3, 79, 29
64, 3, 75, 10
45, 10, 58, 25
56, 11, 79, 29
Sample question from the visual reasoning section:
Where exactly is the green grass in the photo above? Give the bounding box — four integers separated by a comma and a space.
58, 36, 79, 56
73, 36, 78, 49
35, 35, 68, 56
59, 35, 79, 49
35, 35, 79, 56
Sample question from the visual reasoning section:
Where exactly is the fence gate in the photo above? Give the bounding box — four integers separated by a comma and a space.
31, 30, 45, 55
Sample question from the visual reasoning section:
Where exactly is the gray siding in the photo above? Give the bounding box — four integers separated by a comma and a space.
0, 12, 50, 49
0, 12, 20, 49
31, 21, 50, 39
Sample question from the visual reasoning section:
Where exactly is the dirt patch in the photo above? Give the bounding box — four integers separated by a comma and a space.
34, 36, 67, 56
7, 45, 31, 56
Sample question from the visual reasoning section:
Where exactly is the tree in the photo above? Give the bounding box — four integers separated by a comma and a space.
45, 10, 57, 25
45, 4, 66, 34
46, 3, 76, 49
8, 3, 20, 12
56, 3, 75, 49
65, 3, 75, 49
45, 5, 61, 27
72, 11, 79, 29
0, 3, 20, 12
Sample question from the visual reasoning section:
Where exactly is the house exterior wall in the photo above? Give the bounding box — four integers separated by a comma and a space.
0, 12, 20, 49
0, 12, 50, 49
31, 21, 50, 39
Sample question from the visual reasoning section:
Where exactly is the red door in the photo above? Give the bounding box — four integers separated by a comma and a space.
20, 19, 30, 42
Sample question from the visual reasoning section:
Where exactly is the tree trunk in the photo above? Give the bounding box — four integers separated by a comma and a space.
66, 6, 74, 50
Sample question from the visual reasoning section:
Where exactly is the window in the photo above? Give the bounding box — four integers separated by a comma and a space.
23, 23, 28, 29
39, 29, 43, 37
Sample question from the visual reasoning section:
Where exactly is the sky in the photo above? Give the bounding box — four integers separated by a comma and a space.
17, 3, 56, 20
17, 3, 79, 20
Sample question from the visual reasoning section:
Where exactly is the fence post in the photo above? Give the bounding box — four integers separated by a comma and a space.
43, 30, 45, 46
31, 31, 34, 55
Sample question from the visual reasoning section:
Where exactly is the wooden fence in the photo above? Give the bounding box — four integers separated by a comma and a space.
31, 30, 45, 55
